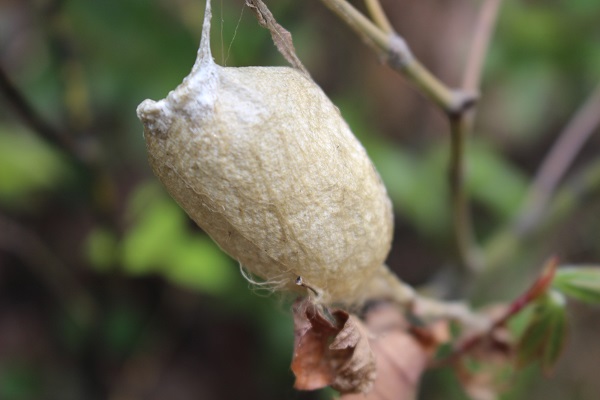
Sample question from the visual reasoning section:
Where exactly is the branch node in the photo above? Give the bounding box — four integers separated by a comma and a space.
448, 90, 479, 118
386, 34, 414, 69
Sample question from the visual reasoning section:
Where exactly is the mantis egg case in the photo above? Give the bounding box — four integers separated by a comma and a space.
136, 0, 394, 305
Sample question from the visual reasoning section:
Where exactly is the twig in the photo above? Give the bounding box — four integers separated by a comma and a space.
432, 257, 558, 368
462, 0, 502, 93
516, 84, 600, 235
449, 116, 482, 273
364, 0, 393, 34
318, 0, 502, 274
0, 66, 87, 165
0, 65, 119, 227
484, 157, 600, 275
318, 0, 474, 115
484, 86, 600, 272
372, 266, 490, 330
447, 0, 503, 274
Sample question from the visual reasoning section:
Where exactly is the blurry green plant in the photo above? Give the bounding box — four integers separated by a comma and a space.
87, 182, 236, 296
0, 0, 599, 399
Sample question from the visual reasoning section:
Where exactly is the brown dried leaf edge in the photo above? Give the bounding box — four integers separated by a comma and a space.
291, 298, 376, 394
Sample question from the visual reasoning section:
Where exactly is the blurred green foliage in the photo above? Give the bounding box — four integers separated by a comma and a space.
0, 0, 599, 399
0, 126, 72, 209
87, 182, 236, 295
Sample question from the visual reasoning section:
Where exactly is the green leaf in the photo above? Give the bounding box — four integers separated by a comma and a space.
552, 266, 600, 304
165, 236, 235, 295
516, 290, 567, 372
85, 228, 118, 271
0, 125, 71, 209
121, 197, 185, 274
0, 362, 42, 400
119, 182, 235, 296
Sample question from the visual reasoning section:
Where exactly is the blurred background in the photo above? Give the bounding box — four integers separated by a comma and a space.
0, 0, 599, 399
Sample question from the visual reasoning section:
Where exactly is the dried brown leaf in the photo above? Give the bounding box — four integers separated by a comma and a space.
330, 315, 376, 393
291, 299, 376, 393
341, 303, 430, 400
291, 300, 339, 390
245, 0, 310, 76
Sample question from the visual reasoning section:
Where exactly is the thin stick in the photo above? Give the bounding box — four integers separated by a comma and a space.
0, 66, 86, 165
447, 0, 503, 273
319, 0, 473, 115
516, 84, 600, 234
364, 0, 393, 34
449, 116, 483, 273
462, 0, 502, 92
432, 257, 558, 368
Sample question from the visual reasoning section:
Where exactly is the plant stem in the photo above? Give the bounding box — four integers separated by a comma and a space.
447, 0, 502, 274
319, 0, 506, 274
318, 0, 473, 115
0, 66, 87, 166
449, 117, 483, 273
372, 266, 490, 330
485, 157, 600, 273
516, 84, 600, 235
364, 0, 393, 34
431, 257, 558, 368
484, 85, 600, 272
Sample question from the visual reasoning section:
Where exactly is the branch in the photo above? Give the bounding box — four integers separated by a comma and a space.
0, 66, 87, 166
447, 0, 502, 274
364, 0, 393, 34
485, 157, 600, 273
318, 0, 474, 115
462, 0, 503, 93
433, 257, 558, 368
318, 0, 503, 274
516, 84, 600, 234
484, 85, 600, 271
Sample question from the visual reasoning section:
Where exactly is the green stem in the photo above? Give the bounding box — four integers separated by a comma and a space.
364, 0, 393, 34
318, 0, 472, 115
449, 117, 483, 273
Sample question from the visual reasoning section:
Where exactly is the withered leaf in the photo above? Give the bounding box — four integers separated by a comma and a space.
245, 0, 310, 76
330, 315, 376, 393
341, 303, 431, 400
292, 299, 437, 399
291, 299, 376, 393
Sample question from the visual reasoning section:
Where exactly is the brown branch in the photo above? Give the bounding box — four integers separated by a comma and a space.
0, 66, 86, 165
364, 0, 393, 34
462, 0, 503, 92
318, 0, 474, 115
432, 257, 558, 368
447, 0, 503, 274
516, 84, 600, 234
317, 0, 504, 274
